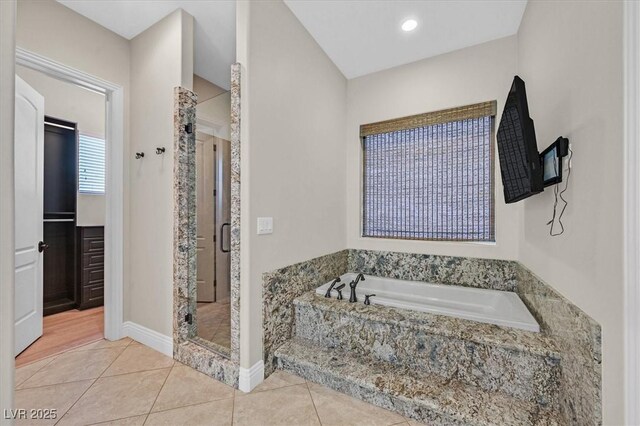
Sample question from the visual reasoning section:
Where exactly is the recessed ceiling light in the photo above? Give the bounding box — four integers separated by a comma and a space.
401, 19, 418, 32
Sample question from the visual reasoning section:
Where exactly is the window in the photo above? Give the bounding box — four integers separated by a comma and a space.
361, 101, 496, 242
78, 134, 106, 194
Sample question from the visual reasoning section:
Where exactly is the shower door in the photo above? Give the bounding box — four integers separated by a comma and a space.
214, 137, 231, 301
196, 132, 215, 302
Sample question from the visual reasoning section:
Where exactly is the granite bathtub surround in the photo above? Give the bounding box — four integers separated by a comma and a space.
276, 339, 564, 426
294, 292, 561, 408
262, 249, 349, 375
263, 248, 601, 425
516, 265, 602, 426
348, 249, 519, 291
263, 249, 522, 376
172, 86, 238, 387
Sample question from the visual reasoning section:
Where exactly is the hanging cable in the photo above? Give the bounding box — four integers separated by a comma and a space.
548, 146, 573, 236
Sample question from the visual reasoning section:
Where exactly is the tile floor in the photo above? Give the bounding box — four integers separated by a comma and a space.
14, 338, 419, 425
196, 300, 231, 349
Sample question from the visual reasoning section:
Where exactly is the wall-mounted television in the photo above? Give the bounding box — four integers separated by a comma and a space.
496, 76, 544, 203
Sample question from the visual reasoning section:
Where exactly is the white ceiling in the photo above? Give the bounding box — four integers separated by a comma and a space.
57, 0, 526, 86
57, 0, 236, 90
284, 0, 528, 79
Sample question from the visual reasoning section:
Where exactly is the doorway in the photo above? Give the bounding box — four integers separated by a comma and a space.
14, 47, 125, 364
14, 65, 108, 364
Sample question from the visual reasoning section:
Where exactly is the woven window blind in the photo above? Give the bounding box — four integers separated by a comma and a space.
78, 134, 106, 194
362, 101, 496, 242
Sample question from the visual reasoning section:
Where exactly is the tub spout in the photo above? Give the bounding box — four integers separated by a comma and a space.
349, 274, 365, 303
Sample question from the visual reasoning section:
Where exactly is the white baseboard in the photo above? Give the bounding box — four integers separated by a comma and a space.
239, 360, 264, 392
121, 321, 173, 357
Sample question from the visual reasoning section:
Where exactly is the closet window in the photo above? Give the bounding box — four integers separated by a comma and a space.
78, 134, 105, 194
361, 101, 496, 242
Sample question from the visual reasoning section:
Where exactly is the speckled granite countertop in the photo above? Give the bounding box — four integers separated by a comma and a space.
294, 292, 561, 359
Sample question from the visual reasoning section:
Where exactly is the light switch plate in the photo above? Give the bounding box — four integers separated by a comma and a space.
257, 217, 273, 235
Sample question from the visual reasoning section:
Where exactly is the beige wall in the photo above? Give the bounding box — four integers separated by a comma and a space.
237, 0, 347, 367
517, 1, 624, 423
16, 0, 132, 334
128, 9, 193, 336
16, 0, 196, 339
346, 36, 520, 260
0, 0, 16, 418
16, 65, 106, 227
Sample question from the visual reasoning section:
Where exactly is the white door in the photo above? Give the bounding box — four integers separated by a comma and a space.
14, 76, 44, 356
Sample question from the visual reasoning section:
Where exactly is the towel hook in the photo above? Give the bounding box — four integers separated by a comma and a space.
156, 147, 166, 155
135, 152, 144, 159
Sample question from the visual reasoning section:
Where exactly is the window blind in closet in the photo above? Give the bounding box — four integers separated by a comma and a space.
78, 134, 106, 194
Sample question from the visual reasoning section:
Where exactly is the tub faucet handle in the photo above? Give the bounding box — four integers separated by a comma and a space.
364, 294, 376, 306
335, 283, 345, 300
324, 277, 341, 298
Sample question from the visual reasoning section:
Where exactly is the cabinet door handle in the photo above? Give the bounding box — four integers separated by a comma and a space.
220, 223, 231, 253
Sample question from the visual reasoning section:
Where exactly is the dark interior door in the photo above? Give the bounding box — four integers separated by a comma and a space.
43, 118, 78, 316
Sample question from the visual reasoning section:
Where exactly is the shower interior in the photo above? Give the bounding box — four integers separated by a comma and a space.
194, 82, 232, 351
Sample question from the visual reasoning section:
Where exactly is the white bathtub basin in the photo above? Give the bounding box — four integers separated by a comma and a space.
316, 273, 540, 332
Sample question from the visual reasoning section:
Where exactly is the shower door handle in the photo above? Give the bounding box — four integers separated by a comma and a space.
220, 223, 231, 253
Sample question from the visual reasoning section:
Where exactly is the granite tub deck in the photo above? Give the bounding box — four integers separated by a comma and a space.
264, 249, 601, 425
294, 292, 561, 408
276, 292, 563, 425
276, 339, 563, 426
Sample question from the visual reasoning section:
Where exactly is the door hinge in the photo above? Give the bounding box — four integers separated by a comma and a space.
214, 279, 217, 287
214, 145, 217, 151
213, 189, 217, 197
213, 235, 216, 243
185, 313, 193, 325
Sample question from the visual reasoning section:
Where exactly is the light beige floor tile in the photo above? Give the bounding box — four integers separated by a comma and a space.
19, 348, 124, 388
308, 382, 405, 426
13, 379, 93, 425
151, 365, 234, 412
146, 399, 233, 426
89, 415, 147, 425
15, 356, 57, 388
71, 338, 132, 352
233, 383, 320, 426
251, 370, 306, 393
102, 344, 174, 377
57, 368, 170, 426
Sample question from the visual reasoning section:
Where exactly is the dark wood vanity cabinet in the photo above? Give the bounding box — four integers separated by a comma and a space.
77, 226, 105, 310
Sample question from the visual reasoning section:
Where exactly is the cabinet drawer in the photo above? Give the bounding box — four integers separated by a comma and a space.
82, 267, 103, 287
83, 253, 104, 268
83, 237, 104, 254
81, 284, 104, 305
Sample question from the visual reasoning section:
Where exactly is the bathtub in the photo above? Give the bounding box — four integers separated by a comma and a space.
315, 273, 540, 332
